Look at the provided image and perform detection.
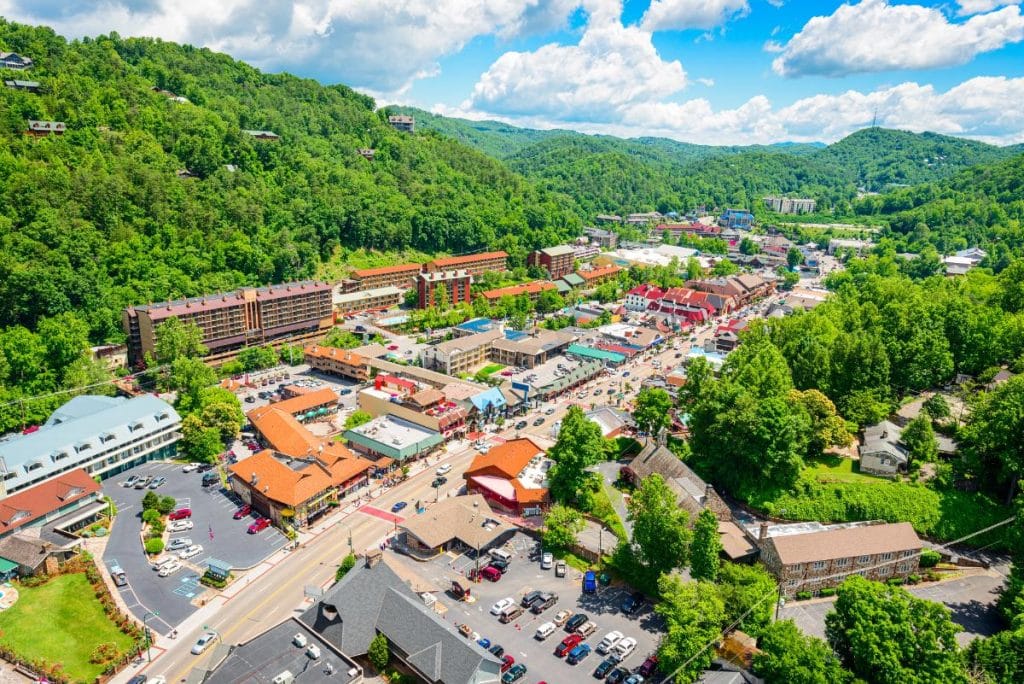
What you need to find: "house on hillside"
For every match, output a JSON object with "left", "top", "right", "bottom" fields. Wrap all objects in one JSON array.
[
  {"left": 620, "top": 439, "right": 730, "bottom": 520},
  {"left": 25, "top": 120, "right": 64, "bottom": 136},
  {"left": 242, "top": 129, "right": 280, "bottom": 141},
  {"left": 858, "top": 420, "right": 908, "bottom": 477},
  {"left": 4, "top": 79, "right": 39, "bottom": 92},
  {"left": 0, "top": 52, "right": 33, "bottom": 70}
]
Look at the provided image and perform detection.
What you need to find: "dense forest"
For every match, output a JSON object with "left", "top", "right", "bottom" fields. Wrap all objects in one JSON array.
[{"left": 0, "top": 20, "right": 582, "bottom": 342}]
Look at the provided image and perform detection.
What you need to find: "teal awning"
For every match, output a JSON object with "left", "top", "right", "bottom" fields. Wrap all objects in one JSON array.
[
  {"left": 304, "top": 411, "right": 317, "bottom": 420},
  {"left": 0, "top": 557, "right": 19, "bottom": 573}
]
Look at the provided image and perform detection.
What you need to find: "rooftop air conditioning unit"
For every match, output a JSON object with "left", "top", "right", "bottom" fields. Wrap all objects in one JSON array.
[
  {"left": 272, "top": 672, "right": 295, "bottom": 684},
  {"left": 292, "top": 634, "right": 308, "bottom": 648},
  {"left": 306, "top": 645, "right": 321, "bottom": 659}
]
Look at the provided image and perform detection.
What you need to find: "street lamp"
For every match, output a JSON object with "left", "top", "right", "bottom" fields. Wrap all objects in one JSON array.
[{"left": 143, "top": 610, "right": 160, "bottom": 662}]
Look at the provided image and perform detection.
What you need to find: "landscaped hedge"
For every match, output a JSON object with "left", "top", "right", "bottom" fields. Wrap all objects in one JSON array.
[{"left": 144, "top": 538, "right": 164, "bottom": 555}]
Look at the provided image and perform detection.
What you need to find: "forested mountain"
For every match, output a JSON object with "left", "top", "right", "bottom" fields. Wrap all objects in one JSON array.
[
  {"left": 0, "top": 20, "right": 581, "bottom": 342},
  {"left": 402, "top": 105, "right": 1022, "bottom": 217}
]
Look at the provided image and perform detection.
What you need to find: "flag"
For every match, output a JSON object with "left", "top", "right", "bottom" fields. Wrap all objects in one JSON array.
[{"left": 208, "top": 523, "right": 214, "bottom": 541}]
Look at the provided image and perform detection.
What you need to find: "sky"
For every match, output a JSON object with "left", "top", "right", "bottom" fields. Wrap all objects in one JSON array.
[{"left": 2, "top": 0, "right": 1024, "bottom": 145}]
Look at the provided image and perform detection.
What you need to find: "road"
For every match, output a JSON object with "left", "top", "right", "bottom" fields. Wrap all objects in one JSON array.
[{"left": 131, "top": 442, "right": 480, "bottom": 683}]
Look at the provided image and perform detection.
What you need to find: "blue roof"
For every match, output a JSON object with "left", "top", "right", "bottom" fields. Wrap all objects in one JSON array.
[
  {"left": 503, "top": 330, "right": 528, "bottom": 342},
  {"left": 0, "top": 394, "right": 180, "bottom": 492},
  {"left": 470, "top": 387, "right": 507, "bottom": 412},
  {"left": 455, "top": 318, "right": 498, "bottom": 334}
]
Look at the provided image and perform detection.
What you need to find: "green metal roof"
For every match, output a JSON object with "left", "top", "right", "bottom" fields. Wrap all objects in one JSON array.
[
  {"left": 554, "top": 281, "right": 572, "bottom": 294},
  {"left": 0, "top": 557, "right": 19, "bottom": 573},
  {"left": 566, "top": 344, "right": 626, "bottom": 364},
  {"left": 561, "top": 273, "right": 585, "bottom": 287}
]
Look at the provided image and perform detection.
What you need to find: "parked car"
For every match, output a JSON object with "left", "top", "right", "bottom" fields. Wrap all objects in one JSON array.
[
  {"left": 594, "top": 657, "right": 618, "bottom": 678},
  {"left": 491, "top": 597, "right": 515, "bottom": 615},
  {"left": 339, "top": 388, "right": 352, "bottom": 396},
  {"left": 567, "top": 644, "right": 592, "bottom": 665},
  {"left": 576, "top": 620, "right": 598, "bottom": 638},
  {"left": 622, "top": 592, "right": 644, "bottom": 615},
  {"left": 127, "top": 676, "right": 148, "bottom": 684},
  {"left": 436, "top": 463, "right": 452, "bottom": 475},
  {"left": 612, "top": 637, "right": 637, "bottom": 660},
  {"left": 596, "top": 631, "right": 624, "bottom": 655},
  {"left": 134, "top": 476, "right": 151, "bottom": 489},
  {"left": 583, "top": 570, "right": 598, "bottom": 593},
  {"left": 606, "top": 667, "right": 629, "bottom": 684},
  {"left": 544, "top": 407, "right": 556, "bottom": 415},
  {"left": 489, "top": 558, "right": 510, "bottom": 574},
  {"left": 391, "top": 501, "right": 408, "bottom": 513},
  {"left": 179, "top": 545, "right": 204, "bottom": 560},
  {"left": 191, "top": 632, "right": 217, "bottom": 655},
  {"left": 111, "top": 565, "right": 128, "bottom": 587},
  {"left": 168, "top": 508, "right": 192, "bottom": 521},
  {"left": 488, "top": 644, "right": 505, "bottom": 658},
  {"left": 624, "top": 675, "right": 644, "bottom": 684},
  {"left": 555, "top": 560, "right": 567, "bottom": 577},
  {"left": 541, "top": 552, "right": 553, "bottom": 569},
  {"left": 500, "top": 655, "right": 515, "bottom": 673},
  {"left": 167, "top": 537, "right": 193, "bottom": 551},
  {"left": 123, "top": 475, "right": 140, "bottom": 487},
  {"left": 501, "top": 663, "right": 527, "bottom": 683},
  {"left": 248, "top": 518, "right": 271, "bottom": 534},
  {"left": 535, "top": 622, "right": 556, "bottom": 640},
  {"left": 530, "top": 592, "right": 558, "bottom": 614},
  {"left": 244, "top": 396, "right": 256, "bottom": 403},
  {"left": 555, "top": 634, "right": 583, "bottom": 657},
  {"left": 168, "top": 520, "right": 194, "bottom": 533},
  {"left": 565, "top": 613, "right": 589, "bottom": 632},
  {"left": 637, "top": 655, "right": 658, "bottom": 677},
  {"left": 181, "top": 463, "right": 200, "bottom": 473},
  {"left": 593, "top": 389, "right": 602, "bottom": 396},
  {"left": 498, "top": 606, "right": 523, "bottom": 624},
  {"left": 522, "top": 590, "right": 544, "bottom": 608},
  {"left": 148, "top": 477, "right": 166, "bottom": 489},
  {"left": 552, "top": 609, "right": 572, "bottom": 627},
  {"left": 197, "top": 463, "right": 215, "bottom": 472},
  {"left": 158, "top": 560, "right": 182, "bottom": 577},
  {"left": 480, "top": 566, "right": 502, "bottom": 582},
  {"left": 233, "top": 504, "right": 252, "bottom": 519},
  {"left": 532, "top": 417, "right": 545, "bottom": 426}
]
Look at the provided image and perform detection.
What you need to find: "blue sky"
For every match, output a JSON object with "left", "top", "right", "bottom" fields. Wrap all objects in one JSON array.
[{"left": 2, "top": 0, "right": 1023, "bottom": 144}]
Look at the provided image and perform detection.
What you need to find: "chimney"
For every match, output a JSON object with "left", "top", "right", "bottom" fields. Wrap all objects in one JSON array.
[
  {"left": 703, "top": 483, "right": 713, "bottom": 508},
  {"left": 366, "top": 548, "right": 383, "bottom": 568},
  {"left": 250, "top": 472, "right": 258, "bottom": 485},
  {"left": 758, "top": 522, "right": 769, "bottom": 541}
]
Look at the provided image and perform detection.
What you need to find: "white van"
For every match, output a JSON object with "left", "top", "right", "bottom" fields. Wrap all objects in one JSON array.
[
  {"left": 152, "top": 556, "right": 177, "bottom": 572},
  {"left": 489, "top": 548, "right": 513, "bottom": 564},
  {"left": 534, "top": 622, "right": 557, "bottom": 641}
]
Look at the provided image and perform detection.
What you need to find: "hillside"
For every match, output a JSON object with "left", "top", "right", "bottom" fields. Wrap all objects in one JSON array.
[{"left": 0, "top": 20, "right": 582, "bottom": 341}]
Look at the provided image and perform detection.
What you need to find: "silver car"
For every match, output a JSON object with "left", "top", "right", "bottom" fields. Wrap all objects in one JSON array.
[{"left": 167, "top": 537, "right": 192, "bottom": 551}]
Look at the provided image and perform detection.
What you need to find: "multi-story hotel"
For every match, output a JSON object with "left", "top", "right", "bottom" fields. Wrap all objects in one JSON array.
[
  {"left": 332, "top": 286, "right": 403, "bottom": 315},
  {"left": 480, "top": 281, "right": 557, "bottom": 304},
  {"left": 123, "top": 280, "right": 333, "bottom": 366},
  {"left": 423, "top": 251, "right": 508, "bottom": 277},
  {"left": 347, "top": 263, "right": 421, "bottom": 291},
  {"left": 415, "top": 270, "right": 472, "bottom": 309},
  {"left": 303, "top": 346, "right": 370, "bottom": 382},
  {"left": 528, "top": 245, "right": 576, "bottom": 279}
]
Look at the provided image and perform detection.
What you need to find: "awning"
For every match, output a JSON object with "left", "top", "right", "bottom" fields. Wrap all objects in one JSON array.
[
  {"left": 471, "top": 475, "right": 517, "bottom": 501},
  {"left": 0, "top": 557, "right": 19, "bottom": 573}
]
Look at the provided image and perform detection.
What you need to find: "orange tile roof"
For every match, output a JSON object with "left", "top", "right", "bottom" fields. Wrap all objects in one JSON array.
[
  {"left": 304, "top": 345, "right": 364, "bottom": 366},
  {"left": 481, "top": 281, "right": 557, "bottom": 301},
  {"left": 429, "top": 251, "right": 508, "bottom": 268},
  {"left": 0, "top": 468, "right": 100, "bottom": 535},
  {"left": 351, "top": 263, "right": 421, "bottom": 278},
  {"left": 229, "top": 450, "right": 332, "bottom": 508},
  {"left": 248, "top": 407, "right": 321, "bottom": 458},
  {"left": 510, "top": 480, "right": 550, "bottom": 504},
  {"left": 577, "top": 265, "right": 623, "bottom": 281},
  {"left": 248, "top": 387, "right": 338, "bottom": 420},
  {"left": 465, "top": 437, "right": 545, "bottom": 480}
]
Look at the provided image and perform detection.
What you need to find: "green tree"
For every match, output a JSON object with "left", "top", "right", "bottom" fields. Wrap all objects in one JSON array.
[
  {"left": 787, "top": 246, "right": 805, "bottom": 269},
  {"left": 547, "top": 406, "right": 607, "bottom": 504},
  {"left": 543, "top": 504, "right": 585, "bottom": 552},
  {"left": 141, "top": 508, "right": 160, "bottom": 525},
  {"left": 144, "top": 538, "right": 165, "bottom": 555},
  {"left": 156, "top": 495, "right": 177, "bottom": 515},
  {"left": 825, "top": 575, "right": 967, "bottom": 684},
  {"left": 656, "top": 575, "right": 725, "bottom": 684},
  {"left": 628, "top": 474, "right": 691, "bottom": 579},
  {"left": 154, "top": 318, "right": 207, "bottom": 364},
  {"left": 922, "top": 394, "right": 950, "bottom": 419},
  {"left": 198, "top": 387, "right": 244, "bottom": 439},
  {"left": 368, "top": 633, "right": 390, "bottom": 672},
  {"left": 753, "top": 619, "right": 852, "bottom": 684},
  {"left": 168, "top": 357, "right": 218, "bottom": 415},
  {"left": 335, "top": 553, "right": 357, "bottom": 582},
  {"left": 236, "top": 345, "right": 279, "bottom": 371},
  {"left": 961, "top": 375, "right": 1024, "bottom": 503},
  {"left": 711, "top": 259, "right": 739, "bottom": 276},
  {"left": 536, "top": 288, "right": 565, "bottom": 314},
  {"left": 686, "top": 256, "right": 703, "bottom": 281},
  {"left": 690, "top": 509, "right": 721, "bottom": 582},
  {"left": 902, "top": 414, "right": 938, "bottom": 465},
  {"left": 967, "top": 627, "right": 1024, "bottom": 684},
  {"left": 180, "top": 414, "right": 223, "bottom": 462},
  {"left": 434, "top": 282, "right": 449, "bottom": 311},
  {"left": 344, "top": 410, "right": 373, "bottom": 431},
  {"left": 141, "top": 490, "right": 160, "bottom": 511},
  {"left": 633, "top": 387, "right": 673, "bottom": 437},
  {"left": 740, "top": 237, "right": 759, "bottom": 255},
  {"left": 717, "top": 562, "right": 776, "bottom": 636},
  {"left": 790, "top": 389, "right": 852, "bottom": 458}
]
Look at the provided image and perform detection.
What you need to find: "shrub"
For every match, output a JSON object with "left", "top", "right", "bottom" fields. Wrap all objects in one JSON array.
[
  {"left": 144, "top": 538, "right": 164, "bottom": 555},
  {"left": 141, "top": 490, "right": 159, "bottom": 511},
  {"left": 368, "top": 633, "right": 390, "bottom": 672},
  {"left": 141, "top": 509, "right": 160, "bottom": 525},
  {"left": 795, "top": 591, "right": 812, "bottom": 601},
  {"left": 925, "top": 571, "right": 942, "bottom": 582},
  {"left": 907, "top": 574, "right": 921, "bottom": 584},
  {"left": 156, "top": 496, "right": 176, "bottom": 515},
  {"left": 200, "top": 571, "right": 229, "bottom": 588},
  {"left": 336, "top": 554, "right": 357, "bottom": 582},
  {"left": 919, "top": 549, "right": 941, "bottom": 567},
  {"left": 886, "top": 577, "right": 905, "bottom": 586},
  {"left": 818, "top": 587, "right": 836, "bottom": 597}
]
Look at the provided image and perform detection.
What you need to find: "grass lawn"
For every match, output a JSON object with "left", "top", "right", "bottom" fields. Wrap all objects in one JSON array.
[
  {"left": 0, "top": 573, "right": 135, "bottom": 682},
  {"left": 474, "top": 364, "right": 505, "bottom": 380},
  {"left": 806, "top": 455, "right": 882, "bottom": 484}
]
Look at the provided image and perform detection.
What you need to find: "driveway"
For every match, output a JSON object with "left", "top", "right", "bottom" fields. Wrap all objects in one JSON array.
[
  {"left": 101, "top": 461, "right": 288, "bottom": 634},
  {"left": 391, "top": 533, "right": 662, "bottom": 683},
  {"left": 780, "top": 571, "right": 1006, "bottom": 646}
]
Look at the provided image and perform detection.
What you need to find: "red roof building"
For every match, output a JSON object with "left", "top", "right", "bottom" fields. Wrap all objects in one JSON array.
[
  {"left": 576, "top": 265, "right": 623, "bottom": 287},
  {"left": 481, "top": 281, "right": 557, "bottom": 303},
  {"left": 463, "top": 438, "right": 550, "bottom": 514},
  {"left": 424, "top": 251, "right": 509, "bottom": 276},
  {"left": 0, "top": 469, "right": 102, "bottom": 539},
  {"left": 625, "top": 284, "right": 664, "bottom": 311}
]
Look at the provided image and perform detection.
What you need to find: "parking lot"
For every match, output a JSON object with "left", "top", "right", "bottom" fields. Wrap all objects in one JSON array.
[
  {"left": 390, "top": 533, "right": 662, "bottom": 683},
  {"left": 101, "top": 460, "right": 289, "bottom": 634}
]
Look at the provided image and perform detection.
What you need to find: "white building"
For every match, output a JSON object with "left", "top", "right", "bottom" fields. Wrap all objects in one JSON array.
[{"left": 763, "top": 196, "right": 817, "bottom": 214}]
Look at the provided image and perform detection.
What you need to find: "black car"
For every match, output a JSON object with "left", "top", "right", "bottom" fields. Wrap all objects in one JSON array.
[
  {"left": 594, "top": 657, "right": 618, "bottom": 679},
  {"left": 431, "top": 476, "right": 448, "bottom": 488},
  {"left": 488, "top": 644, "right": 505, "bottom": 658},
  {"left": 197, "top": 463, "right": 214, "bottom": 472},
  {"left": 606, "top": 667, "right": 629, "bottom": 684},
  {"left": 514, "top": 420, "right": 528, "bottom": 430},
  {"left": 565, "top": 613, "right": 589, "bottom": 632},
  {"left": 532, "top": 417, "right": 544, "bottom": 426},
  {"left": 521, "top": 590, "right": 544, "bottom": 608},
  {"left": 127, "top": 676, "right": 148, "bottom": 684},
  {"left": 489, "top": 558, "right": 510, "bottom": 574},
  {"left": 622, "top": 592, "right": 644, "bottom": 615}
]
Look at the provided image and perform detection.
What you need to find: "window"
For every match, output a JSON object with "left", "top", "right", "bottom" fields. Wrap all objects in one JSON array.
[
  {"left": 24, "top": 461, "right": 44, "bottom": 473},
  {"left": 75, "top": 442, "right": 92, "bottom": 453},
  {"left": 100, "top": 432, "right": 116, "bottom": 443},
  {"left": 3, "top": 471, "right": 17, "bottom": 481},
  {"left": 835, "top": 557, "right": 850, "bottom": 567},
  {"left": 880, "top": 552, "right": 894, "bottom": 561},
  {"left": 128, "top": 421, "right": 144, "bottom": 432},
  {"left": 857, "top": 555, "right": 870, "bottom": 564},
  {"left": 812, "top": 561, "right": 826, "bottom": 570},
  {"left": 155, "top": 412, "right": 169, "bottom": 422},
  {"left": 52, "top": 450, "right": 69, "bottom": 462}
]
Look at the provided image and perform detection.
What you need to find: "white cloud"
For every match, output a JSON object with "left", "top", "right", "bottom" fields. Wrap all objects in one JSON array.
[
  {"left": 957, "top": 0, "right": 1020, "bottom": 16},
  {"left": 771, "top": 0, "right": 1024, "bottom": 77},
  {"left": 640, "top": 0, "right": 749, "bottom": 31},
  {"left": 467, "top": 0, "right": 686, "bottom": 122},
  {"left": 0, "top": 0, "right": 582, "bottom": 95},
  {"left": 454, "top": 75, "right": 1024, "bottom": 146}
]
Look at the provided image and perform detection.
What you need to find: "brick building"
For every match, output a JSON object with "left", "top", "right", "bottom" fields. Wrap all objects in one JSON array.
[
  {"left": 303, "top": 346, "right": 369, "bottom": 382},
  {"left": 123, "top": 281, "right": 333, "bottom": 367},
  {"left": 332, "top": 286, "right": 403, "bottom": 315},
  {"left": 576, "top": 265, "right": 623, "bottom": 288},
  {"left": 348, "top": 264, "right": 421, "bottom": 291},
  {"left": 415, "top": 270, "right": 472, "bottom": 309},
  {"left": 528, "top": 245, "right": 576, "bottom": 279},
  {"left": 480, "top": 281, "right": 557, "bottom": 304},
  {"left": 424, "top": 251, "right": 508, "bottom": 277}
]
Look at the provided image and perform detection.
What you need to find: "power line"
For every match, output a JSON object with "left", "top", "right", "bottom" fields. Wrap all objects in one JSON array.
[{"left": 656, "top": 515, "right": 1017, "bottom": 684}]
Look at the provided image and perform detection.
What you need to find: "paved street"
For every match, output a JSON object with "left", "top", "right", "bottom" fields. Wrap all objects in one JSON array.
[{"left": 780, "top": 570, "right": 1007, "bottom": 646}]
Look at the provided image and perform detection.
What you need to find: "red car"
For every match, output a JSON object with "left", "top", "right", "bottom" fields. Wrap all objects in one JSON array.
[
  {"left": 248, "top": 518, "right": 271, "bottom": 534},
  {"left": 500, "top": 655, "right": 514, "bottom": 673},
  {"left": 168, "top": 508, "right": 192, "bottom": 521},
  {"left": 233, "top": 504, "right": 251, "bottom": 520},
  {"left": 554, "top": 634, "right": 582, "bottom": 657}
]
